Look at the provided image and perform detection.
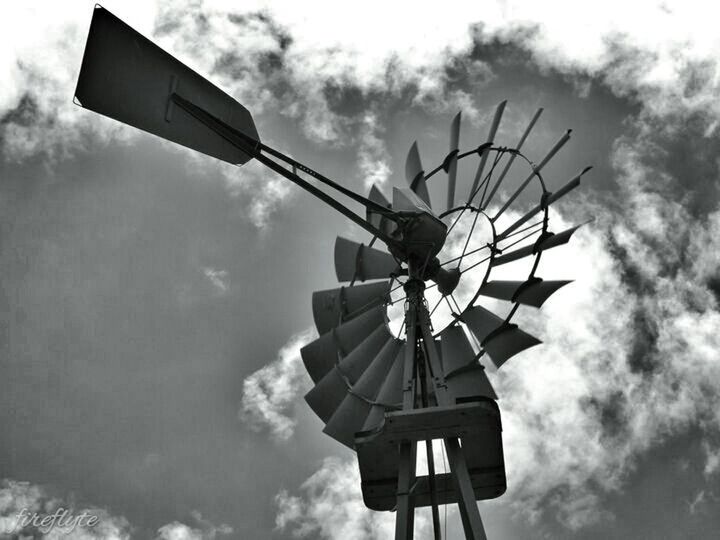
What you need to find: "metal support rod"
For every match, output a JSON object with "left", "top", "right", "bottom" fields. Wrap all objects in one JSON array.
[
  {"left": 417, "top": 306, "right": 488, "bottom": 540},
  {"left": 396, "top": 272, "right": 420, "bottom": 540},
  {"left": 396, "top": 440, "right": 416, "bottom": 540},
  {"left": 445, "top": 438, "right": 488, "bottom": 540},
  {"left": 418, "top": 350, "right": 442, "bottom": 540},
  {"left": 169, "top": 93, "right": 403, "bottom": 249}
]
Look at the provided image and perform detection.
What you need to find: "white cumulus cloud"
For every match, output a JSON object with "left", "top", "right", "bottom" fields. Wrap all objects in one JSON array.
[{"left": 239, "top": 327, "right": 316, "bottom": 440}]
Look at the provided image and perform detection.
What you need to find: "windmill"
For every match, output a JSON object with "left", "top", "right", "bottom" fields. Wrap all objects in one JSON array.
[{"left": 74, "top": 6, "right": 591, "bottom": 539}]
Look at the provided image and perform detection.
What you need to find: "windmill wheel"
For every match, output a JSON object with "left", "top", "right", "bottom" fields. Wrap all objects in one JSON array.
[{"left": 302, "top": 102, "right": 591, "bottom": 448}]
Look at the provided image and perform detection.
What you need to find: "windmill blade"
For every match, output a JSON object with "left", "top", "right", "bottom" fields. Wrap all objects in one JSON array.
[
  {"left": 483, "top": 325, "right": 541, "bottom": 369},
  {"left": 482, "top": 108, "right": 543, "bottom": 210},
  {"left": 445, "top": 112, "right": 461, "bottom": 212},
  {"left": 361, "top": 342, "right": 406, "bottom": 432},
  {"left": 439, "top": 325, "right": 476, "bottom": 376},
  {"left": 447, "top": 368, "right": 497, "bottom": 402},
  {"left": 463, "top": 305, "right": 541, "bottom": 368},
  {"left": 74, "top": 6, "right": 258, "bottom": 165},
  {"left": 492, "top": 223, "right": 585, "bottom": 267},
  {"left": 496, "top": 166, "right": 591, "bottom": 240},
  {"left": 469, "top": 100, "right": 507, "bottom": 203},
  {"left": 366, "top": 184, "right": 395, "bottom": 238},
  {"left": 305, "top": 324, "right": 390, "bottom": 423},
  {"left": 405, "top": 142, "right": 431, "bottom": 208},
  {"left": 323, "top": 338, "right": 402, "bottom": 447},
  {"left": 335, "top": 237, "right": 399, "bottom": 282},
  {"left": 440, "top": 327, "right": 498, "bottom": 401},
  {"left": 368, "top": 184, "right": 391, "bottom": 209},
  {"left": 312, "top": 281, "right": 390, "bottom": 335},
  {"left": 392, "top": 186, "right": 433, "bottom": 215},
  {"left": 301, "top": 305, "right": 387, "bottom": 383},
  {"left": 478, "top": 279, "right": 572, "bottom": 308},
  {"left": 494, "top": 129, "right": 572, "bottom": 220},
  {"left": 462, "top": 305, "right": 505, "bottom": 342}
]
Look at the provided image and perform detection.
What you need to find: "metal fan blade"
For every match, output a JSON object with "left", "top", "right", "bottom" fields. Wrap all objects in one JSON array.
[
  {"left": 494, "top": 129, "right": 572, "bottom": 220},
  {"left": 334, "top": 237, "right": 399, "bottom": 282},
  {"left": 366, "top": 184, "right": 395, "bottom": 238},
  {"left": 305, "top": 324, "right": 390, "bottom": 423},
  {"left": 312, "top": 281, "right": 390, "bottom": 335},
  {"left": 323, "top": 338, "right": 402, "bottom": 447},
  {"left": 392, "top": 186, "right": 433, "bottom": 215},
  {"left": 462, "top": 305, "right": 505, "bottom": 343},
  {"left": 497, "top": 166, "right": 591, "bottom": 240},
  {"left": 483, "top": 325, "right": 541, "bottom": 369},
  {"left": 439, "top": 325, "right": 476, "bottom": 377},
  {"left": 469, "top": 100, "right": 506, "bottom": 202},
  {"left": 361, "top": 342, "right": 406, "bottom": 432},
  {"left": 478, "top": 279, "right": 572, "bottom": 308},
  {"left": 74, "top": 6, "right": 258, "bottom": 165},
  {"left": 492, "top": 223, "right": 584, "bottom": 267},
  {"left": 438, "top": 327, "right": 498, "bottom": 401},
  {"left": 482, "top": 108, "right": 543, "bottom": 210},
  {"left": 323, "top": 394, "right": 371, "bottom": 448},
  {"left": 368, "top": 183, "right": 391, "bottom": 211},
  {"left": 447, "top": 368, "right": 497, "bottom": 402},
  {"left": 405, "top": 141, "right": 431, "bottom": 208},
  {"left": 446, "top": 112, "right": 461, "bottom": 211},
  {"left": 301, "top": 305, "right": 387, "bottom": 383}
]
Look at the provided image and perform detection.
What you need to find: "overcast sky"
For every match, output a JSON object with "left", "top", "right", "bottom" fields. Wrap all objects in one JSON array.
[{"left": 1, "top": 1, "right": 720, "bottom": 539}]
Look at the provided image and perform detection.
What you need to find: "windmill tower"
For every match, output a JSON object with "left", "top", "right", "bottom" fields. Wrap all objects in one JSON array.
[{"left": 74, "top": 7, "right": 590, "bottom": 539}]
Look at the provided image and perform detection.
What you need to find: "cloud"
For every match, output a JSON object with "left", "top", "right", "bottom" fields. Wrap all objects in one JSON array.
[
  {"left": 688, "top": 490, "right": 706, "bottom": 515},
  {"left": 275, "top": 457, "right": 431, "bottom": 540},
  {"left": 0, "top": 478, "right": 231, "bottom": 540},
  {"left": 0, "top": 2, "right": 156, "bottom": 162},
  {"left": 155, "top": 511, "right": 232, "bottom": 540},
  {"left": 239, "top": 327, "right": 316, "bottom": 440},
  {"left": 0, "top": 478, "right": 132, "bottom": 539},
  {"left": 202, "top": 267, "right": 229, "bottom": 294},
  {"left": 357, "top": 111, "right": 392, "bottom": 190},
  {"left": 702, "top": 442, "right": 720, "bottom": 477}
]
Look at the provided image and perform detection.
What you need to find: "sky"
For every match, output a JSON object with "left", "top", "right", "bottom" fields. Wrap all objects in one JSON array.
[{"left": 1, "top": 1, "right": 720, "bottom": 539}]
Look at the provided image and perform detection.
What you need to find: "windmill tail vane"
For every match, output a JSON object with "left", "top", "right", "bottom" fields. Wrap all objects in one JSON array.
[{"left": 74, "top": 5, "right": 591, "bottom": 540}]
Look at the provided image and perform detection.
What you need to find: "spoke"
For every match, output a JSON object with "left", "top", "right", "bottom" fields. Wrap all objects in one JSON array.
[
  {"left": 390, "top": 294, "right": 408, "bottom": 306},
  {"left": 501, "top": 218, "right": 545, "bottom": 241},
  {"left": 497, "top": 226, "right": 542, "bottom": 252},
  {"left": 458, "top": 253, "right": 492, "bottom": 274},
  {"left": 469, "top": 100, "right": 506, "bottom": 198},
  {"left": 429, "top": 295, "right": 444, "bottom": 318},
  {"left": 494, "top": 129, "right": 572, "bottom": 221},
  {"left": 450, "top": 294, "right": 464, "bottom": 317},
  {"left": 445, "top": 205, "right": 471, "bottom": 237},
  {"left": 478, "top": 150, "right": 507, "bottom": 209},
  {"left": 457, "top": 209, "right": 481, "bottom": 268},
  {"left": 482, "top": 108, "right": 543, "bottom": 211},
  {"left": 468, "top": 150, "right": 503, "bottom": 207},
  {"left": 441, "top": 243, "right": 491, "bottom": 267},
  {"left": 444, "top": 295, "right": 456, "bottom": 315},
  {"left": 390, "top": 277, "right": 408, "bottom": 295}
]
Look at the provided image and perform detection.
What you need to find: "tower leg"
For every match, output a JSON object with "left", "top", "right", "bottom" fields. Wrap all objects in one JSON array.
[
  {"left": 395, "top": 440, "right": 416, "bottom": 540},
  {"left": 396, "top": 288, "right": 419, "bottom": 540},
  {"left": 444, "top": 437, "right": 487, "bottom": 540}
]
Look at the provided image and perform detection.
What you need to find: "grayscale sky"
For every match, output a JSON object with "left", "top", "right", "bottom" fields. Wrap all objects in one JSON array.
[{"left": 1, "top": 1, "right": 719, "bottom": 539}]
